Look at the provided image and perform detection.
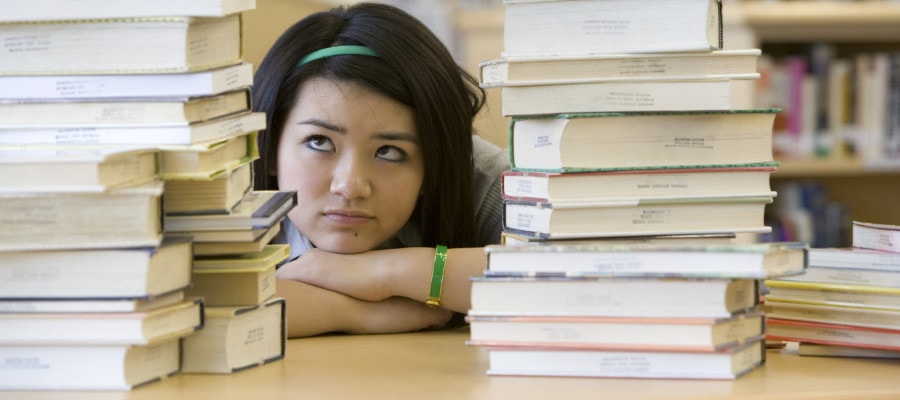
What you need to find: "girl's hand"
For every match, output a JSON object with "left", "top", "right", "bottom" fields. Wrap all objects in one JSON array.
[{"left": 275, "top": 248, "right": 412, "bottom": 302}]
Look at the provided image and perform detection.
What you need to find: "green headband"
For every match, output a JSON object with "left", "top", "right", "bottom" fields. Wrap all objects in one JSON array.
[{"left": 296, "top": 45, "right": 379, "bottom": 67}]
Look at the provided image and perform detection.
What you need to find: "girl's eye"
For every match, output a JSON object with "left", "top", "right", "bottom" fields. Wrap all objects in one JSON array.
[
  {"left": 375, "top": 145, "right": 407, "bottom": 162},
  {"left": 304, "top": 135, "right": 334, "bottom": 152}
]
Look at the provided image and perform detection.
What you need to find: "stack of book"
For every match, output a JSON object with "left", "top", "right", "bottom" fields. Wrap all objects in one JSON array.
[
  {"left": 0, "top": 0, "right": 259, "bottom": 390},
  {"left": 468, "top": 0, "right": 804, "bottom": 379},
  {"left": 764, "top": 221, "right": 900, "bottom": 358}
]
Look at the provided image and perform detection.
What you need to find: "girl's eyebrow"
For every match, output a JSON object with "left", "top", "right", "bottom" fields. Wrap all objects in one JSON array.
[
  {"left": 297, "top": 118, "right": 343, "bottom": 133},
  {"left": 297, "top": 118, "right": 419, "bottom": 144}
]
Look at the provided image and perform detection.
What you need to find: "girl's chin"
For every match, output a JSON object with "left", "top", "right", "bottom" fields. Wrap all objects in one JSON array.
[{"left": 312, "top": 237, "right": 379, "bottom": 254}]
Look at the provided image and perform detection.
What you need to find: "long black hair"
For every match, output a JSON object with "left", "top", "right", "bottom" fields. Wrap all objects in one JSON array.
[{"left": 252, "top": 2, "right": 486, "bottom": 249}]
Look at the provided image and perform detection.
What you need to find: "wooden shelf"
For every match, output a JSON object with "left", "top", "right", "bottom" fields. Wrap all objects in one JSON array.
[{"left": 735, "top": 1, "right": 900, "bottom": 42}]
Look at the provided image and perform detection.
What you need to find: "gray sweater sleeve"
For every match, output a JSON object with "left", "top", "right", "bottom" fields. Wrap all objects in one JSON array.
[{"left": 471, "top": 135, "right": 510, "bottom": 246}]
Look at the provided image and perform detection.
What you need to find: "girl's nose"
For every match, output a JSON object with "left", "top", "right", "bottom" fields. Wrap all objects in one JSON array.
[{"left": 329, "top": 154, "right": 372, "bottom": 200}]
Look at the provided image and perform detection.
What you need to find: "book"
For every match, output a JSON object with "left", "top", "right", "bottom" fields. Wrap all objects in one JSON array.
[
  {"left": 163, "top": 162, "right": 252, "bottom": 214},
  {"left": 192, "top": 222, "right": 281, "bottom": 256},
  {"left": 181, "top": 297, "right": 286, "bottom": 373},
  {"left": 1, "top": 0, "right": 255, "bottom": 21},
  {"left": 0, "top": 15, "right": 242, "bottom": 74},
  {"left": 0, "top": 181, "right": 163, "bottom": 251},
  {"left": 484, "top": 241, "right": 808, "bottom": 279},
  {"left": 482, "top": 339, "right": 764, "bottom": 379},
  {"left": 0, "top": 237, "right": 192, "bottom": 299},
  {"left": 0, "top": 88, "right": 251, "bottom": 127},
  {"left": 0, "top": 62, "right": 253, "bottom": 100},
  {"left": 480, "top": 49, "right": 761, "bottom": 87},
  {"left": 469, "top": 277, "right": 759, "bottom": 318},
  {"left": 776, "top": 247, "right": 900, "bottom": 288},
  {"left": 0, "top": 298, "right": 203, "bottom": 345},
  {"left": 501, "top": 0, "right": 722, "bottom": 58},
  {"left": 0, "top": 147, "right": 159, "bottom": 192},
  {"left": 502, "top": 195, "right": 773, "bottom": 240},
  {"left": 182, "top": 219, "right": 281, "bottom": 243},
  {"left": 0, "top": 339, "right": 180, "bottom": 390},
  {"left": 501, "top": 230, "right": 738, "bottom": 246},
  {"left": 767, "top": 318, "right": 900, "bottom": 352},
  {"left": 763, "top": 300, "right": 900, "bottom": 330},
  {"left": 0, "top": 290, "right": 185, "bottom": 313},
  {"left": 764, "top": 280, "right": 900, "bottom": 310},
  {"left": 0, "top": 111, "right": 266, "bottom": 146},
  {"left": 160, "top": 132, "right": 258, "bottom": 179},
  {"left": 507, "top": 110, "right": 778, "bottom": 171},
  {"left": 797, "top": 342, "right": 900, "bottom": 359},
  {"left": 187, "top": 244, "right": 289, "bottom": 306},
  {"left": 501, "top": 163, "right": 777, "bottom": 205},
  {"left": 467, "top": 311, "right": 765, "bottom": 351},
  {"left": 164, "top": 190, "right": 296, "bottom": 232},
  {"left": 497, "top": 77, "right": 754, "bottom": 116},
  {"left": 853, "top": 221, "right": 900, "bottom": 253}
]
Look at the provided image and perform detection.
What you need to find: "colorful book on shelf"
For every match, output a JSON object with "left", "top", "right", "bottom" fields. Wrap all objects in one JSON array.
[
  {"left": 480, "top": 49, "right": 760, "bottom": 88},
  {"left": 0, "top": 0, "right": 256, "bottom": 21},
  {"left": 192, "top": 222, "right": 282, "bottom": 256},
  {"left": 507, "top": 110, "right": 778, "bottom": 171},
  {"left": 0, "top": 15, "right": 242, "bottom": 75},
  {"left": 501, "top": 163, "right": 778, "bottom": 203},
  {"left": 469, "top": 276, "right": 759, "bottom": 318},
  {"left": 0, "top": 147, "right": 159, "bottom": 192},
  {"left": 0, "top": 181, "right": 164, "bottom": 251},
  {"left": 501, "top": 0, "right": 722, "bottom": 58},
  {"left": 763, "top": 279, "right": 900, "bottom": 310},
  {"left": 853, "top": 221, "right": 900, "bottom": 253},
  {"left": 482, "top": 339, "right": 764, "bottom": 380},
  {"left": 467, "top": 310, "right": 765, "bottom": 352},
  {"left": 181, "top": 296, "right": 286, "bottom": 374},
  {"left": 0, "top": 339, "right": 181, "bottom": 390},
  {"left": 164, "top": 190, "right": 296, "bottom": 232},
  {"left": 0, "top": 62, "right": 253, "bottom": 100},
  {"left": 484, "top": 241, "right": 807, "bottom": 279},
  {"left": 0, "top": 88, "right": 251, "bottom": 128},
  {"left": 797, "top": 342, "right": 900, "bottom": 359},
  {"left": 0, "top": 291, "right": 186, "bottom": 313},
  {"left": 502, "top": 195, "right": 773, "bottom": 240},
  {"left": 767, "top": 318, "right": 900, "bottom": 352},
  {"left": 0, "top": 236, "right": 192, "bottom": 299},
  {"left": 763, "top": 300, "right": 900, "bottom": 330},
  {"left": 187, "top": 244, "right": 289, "bottom": 306},
  {"left": 0, "top": 111, "right": 265, "bottom": 146},
  {"left": 163, "top": 162, "right": 252, "bottom": 215},
  {"left": 0, "top": 298, "right": 203, "bottom": 345},
  {"left": 159, "top": 131, "right": 259, "bottom": 179}
]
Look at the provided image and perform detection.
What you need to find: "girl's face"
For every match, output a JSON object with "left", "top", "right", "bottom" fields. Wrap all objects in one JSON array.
[{"left": 277, "top": 78, "right": 425, "bottom": 254}]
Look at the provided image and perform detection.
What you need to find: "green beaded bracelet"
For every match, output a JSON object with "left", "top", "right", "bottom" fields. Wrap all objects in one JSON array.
[{"left": 425, "top": 245, "right": 448, "bottom": 308}]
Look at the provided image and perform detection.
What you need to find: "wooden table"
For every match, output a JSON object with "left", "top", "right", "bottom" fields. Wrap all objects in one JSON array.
[{"left": 5, "top": 328, "right": 900, "bottom": 400}]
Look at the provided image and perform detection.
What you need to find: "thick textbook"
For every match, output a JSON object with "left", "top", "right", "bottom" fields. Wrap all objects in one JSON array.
[
  {"left": 797, "top": 342, "right": 900, "bottom": 359},
  {"left": 498, "top": 77, "right": 752, "bottom": 116},
  {"left": 0, "top": 339, "right": 180, "bottom": 390},
  {"left": 0, "top": 181, "right": 163, "bottom": 251},
  {"left": 767, "top": 318, "right": 900, "bottom": 352},
  {"left": 193, "top": 222, "right": 281, "bottom": 256},
  {"left": 853, "top": 221, "right": 900, "bottom": 253},
  {"left": 164, "top": 190, "right": 296, "bottom": 232},
  {"left": 502, "top": 196, "right": 773, "bottom": 240},
  {"left": 0, "top": 237, "right": 192, "bottom": 299},
  {"left": 483, "top": 339, "right": 764, "bottom": 379},
  {"left": 484, "top": 241, "right": 808, "bottom": 279},
  {"left": 508, "top": 110, "right": 778, "bottom": 171},
  {"left": 501, "top": 163, "right": 777, "bottom": 203},
  {"left": 1, "top": 0, "right": 255, "bottom": 21},
  {"left": 468, "top": 311, "right": 765, "bottom": 351},
  {"left": 469, "top": 277, "right": 759, "bottom": 318},
  {"left": 160, "top": 132, "right": 258, "bottom": 179},
  {"left": 0, "top": 298, "right": 203, "bottom": 345},
  {"left": 764, "top": 279, "right": 900, "bottom": 310},
  {"left": 0, "top": 111, "right": 265, "bottom": 146},
  {"left": 182, "top": 297, "right": 286, "bottom": 373},
  {"left": 502, "top": 0, "right": 722, "bottom": 57},
  {"left": 0, "top": 62, "right": 253, "bottom": 100},
  {"left": 0, "top": 88, "right": 251, "bottom": 128},
  {"left": 163, "top": 162, "right": 252, "bottom": 214},
  {"left": 0, "top": 147, "right": 159, "bottom": 192},
  {"left": 480, "top": 49, "right": 760, "bottom": 87},
  {"left": 187, "top": 244, "right": 289, "bottom": 306},
  {"left": 0, "top": 15, "right": 242, "bottom": 74},
  {"left": 763, "top": 300, "right": 900, "bottom": 330},
  {"left": 0, "top": 291, "right": 186, "bottom": 313}
]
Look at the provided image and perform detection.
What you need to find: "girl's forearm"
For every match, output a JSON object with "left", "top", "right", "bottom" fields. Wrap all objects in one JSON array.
[{"left": 380, "top": 247, "right": 487, "bottom": 314}]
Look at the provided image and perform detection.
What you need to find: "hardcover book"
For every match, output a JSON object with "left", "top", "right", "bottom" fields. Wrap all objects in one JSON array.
[
  {"left": 853, "top": 221, "right": 900, "bottom": 253},
  {"left": 0, "top": 147, "right": 159, "bottom": 192},
  {"left": 163, "top": 162, "right": 253, "bottom": 215},
  {"left": 764, "top": 279, "right": 900, "bottom": 310},
  {"left": 767, "top": 318, "right": 900, "bottom": 352},
  {"left": 187, "top": 244, "right": 289, "bottom": 306},
  {"left": 159, "top": 132, "right": 259, "bottom": 179},
  {"left": 164, "top": 190, "right": 296, "bottom": 232},
  {"left": 1, "top": 0, "right": 256, "bottom": 21}
]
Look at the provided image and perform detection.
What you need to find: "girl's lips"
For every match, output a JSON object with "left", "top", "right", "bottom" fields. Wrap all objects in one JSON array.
[{"left": 322, "top": 210, "right": 373, "bottom": 225}]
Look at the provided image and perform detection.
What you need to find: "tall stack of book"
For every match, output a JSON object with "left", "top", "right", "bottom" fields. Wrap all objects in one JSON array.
[
  {"left": 764, "top": 221, "right": 900, "bottom": 359},
  {"left": 467, "top": 0, "right": 806, "bottom": 379},
  {"left": 0, "top": 0, "right": 260, "bottom": 390}
]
